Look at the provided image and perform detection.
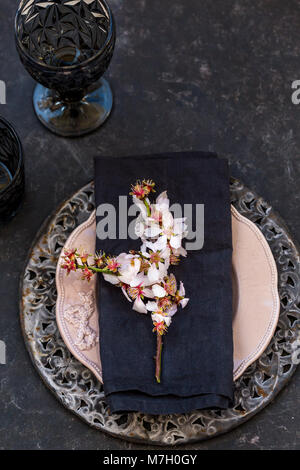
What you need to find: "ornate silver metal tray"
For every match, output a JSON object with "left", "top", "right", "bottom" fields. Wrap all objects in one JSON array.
[{"left": 20, "top": 178, "right": 300, "bottom": 445}]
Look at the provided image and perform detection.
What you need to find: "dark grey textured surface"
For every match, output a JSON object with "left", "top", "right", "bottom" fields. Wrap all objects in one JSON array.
[{"left": 0, "top": 0, "right": 299, "bottom": 450}]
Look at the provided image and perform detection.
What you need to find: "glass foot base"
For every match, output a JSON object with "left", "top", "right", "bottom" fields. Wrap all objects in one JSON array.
[{"left": 33, "top": 78, "right": 113, "bottom": 137}]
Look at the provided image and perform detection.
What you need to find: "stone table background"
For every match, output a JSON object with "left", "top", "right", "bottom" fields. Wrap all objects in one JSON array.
[{"left": 0, "top": 0, "right": 299, "bottom": 450}]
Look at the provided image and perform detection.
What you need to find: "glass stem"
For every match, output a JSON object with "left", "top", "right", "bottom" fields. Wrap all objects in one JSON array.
[{"left": 61, "top": 89, "right": 85, "bottom": 103}]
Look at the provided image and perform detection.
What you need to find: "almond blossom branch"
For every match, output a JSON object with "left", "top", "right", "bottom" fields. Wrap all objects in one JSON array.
[{"left": 61, "top": 179, "right": 190, "bottom": 383}]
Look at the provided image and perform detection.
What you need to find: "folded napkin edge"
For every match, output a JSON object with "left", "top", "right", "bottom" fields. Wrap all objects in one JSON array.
[
  {"left": 102, "top": 380, "right": 234, "bottom": 400},
  {"left": 94, "top": 150, "right": 223, "bottom": 164},
  {"left": 106, "top": 393, "right": 233, "bottom": 415}
]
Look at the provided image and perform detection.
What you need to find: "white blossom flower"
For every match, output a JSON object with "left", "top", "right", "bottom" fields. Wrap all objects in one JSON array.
[
  {"left": 126, "top": 282, "right": 154, "bottom": 314},
  {"left": 151, "top": 313, "right": 172, "bottom": 327},
  {"left": 161, "top": 212, "right": 187, "bottom": 249},
  {"left": 139, "top": 246, "right": 170, "bottom": 283},
  {"left": 118, "top": 256, "right": 141, "bottom": 285},
  {"left": 144, "top": 209, "right": 187, "bottom": 253}
]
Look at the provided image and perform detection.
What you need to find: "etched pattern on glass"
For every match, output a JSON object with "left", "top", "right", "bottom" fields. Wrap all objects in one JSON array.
[{"left": 18, "top": 0, "right": 110, "bottom": 66}]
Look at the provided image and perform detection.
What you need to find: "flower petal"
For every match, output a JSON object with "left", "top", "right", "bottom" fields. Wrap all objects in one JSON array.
[
  {"left": 146, "top": 301, "right": 159, "bottom": 312},
  {"left": 156, "top": 191, "right": 170, "bottom": 209},
  {"left": 135, "top": 218, "right": 145, "bottom": 238},
  {"left": 148, "top": 264, "right": 160, "bottom": 283},
  {"left": 132, "top": 196, "right": 148, "bottom": 218},
  {"left": 117, "top": 253, "right": 133, "bottom": 264},
  {"left": 119, "top": 258, "right": 141, "bottom": 282},
  {"left": 180, "top": 298, "right": 189, "bottom": 308},
  {"left": 152, "top": 313, "right": 172, "bottom": 327},
  {"left": 173, "top": 218, "right": 186, "bottom": 235},
  {"left": 144, "top": 224, "right": 162, "bottom": 238},
  {"left": 121, "top": 286, "right": 132, "bottom": 302},
  {"left": 170, "top": 234, "right": 182, "bottom": 249},
  {"left": 143, "top": 288, "right": 155, "bottom": 298},
  {"left": 162, "top": 209, "right": 174, "bottom": 230},
  {"left": 129, "top": 273, "right": 145, "bottom": 287},
  {"left": 152, "top": 284, "right": 167, "bottom": 298},
  {"left": 133, "top": 257, "right": 142, "bottom": 272},
  {"left": 172, "top": 246, "right": 187, "bottom": 257},
  {"left": 158, "top": 262, "right": 168, "bottom": 279},
  {"left": 118, "top": 274, "right": 132, "bottom": 285},
  {"left": 152, "top": 235, "right": 168, "bottom": 251},
  {"left": 179, "top": 281, "right": 185, "bottom": 297},
  {"left": 140, "top": 245, "right": 150, "bottom": 257},
  {"left": 160, "top": 246, "right": 171, "bottom": 260},
  {"left": 133, "top": 297, "right": 148, "bottom": 314},
  {"left": 165, "top": 304, "right": 178, "bottom": 316},
  {"left": 102, "top": 273, "right": 120, "bottom": 285}
]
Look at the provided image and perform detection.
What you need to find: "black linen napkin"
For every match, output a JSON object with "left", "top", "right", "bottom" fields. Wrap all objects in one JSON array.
[{"left": 95, "top": 152, "right": 233, "bottom": 414}]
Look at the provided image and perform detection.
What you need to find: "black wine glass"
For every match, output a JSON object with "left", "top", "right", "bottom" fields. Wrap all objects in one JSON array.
[
  {"left": 0, "top": 117, "right": 25, "bottom": 223},
  {"left": 15, "top": 0, "right": 116, "bottom": 137}
]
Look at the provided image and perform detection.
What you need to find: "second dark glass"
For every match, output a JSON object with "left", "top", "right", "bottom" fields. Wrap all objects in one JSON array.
[
  {"left": 15, "top": 0, "right": 116, "bottom": 137},
  {"left": 0, "top": 117, "right": 25, "bottom": 224}
]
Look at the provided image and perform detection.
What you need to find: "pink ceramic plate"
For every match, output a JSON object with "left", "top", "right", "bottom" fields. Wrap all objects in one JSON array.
[{"left": 56, "top": 207, "right": 280, "bottom": 383}]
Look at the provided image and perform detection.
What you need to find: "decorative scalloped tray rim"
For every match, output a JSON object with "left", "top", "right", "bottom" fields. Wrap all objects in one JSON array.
[{"left": 19, "top": 178, "right": 300, "bottom": 446}]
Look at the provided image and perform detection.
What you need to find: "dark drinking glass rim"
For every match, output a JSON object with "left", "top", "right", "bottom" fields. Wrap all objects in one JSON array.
[
  {"left": 14, "top": 0, "right": 115, "bottom": 71},
  {"left": 0, "top": 116, "right": 23, "bottom": 196}
]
